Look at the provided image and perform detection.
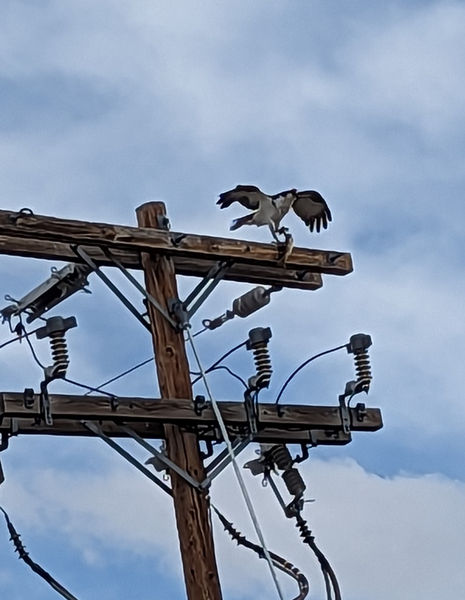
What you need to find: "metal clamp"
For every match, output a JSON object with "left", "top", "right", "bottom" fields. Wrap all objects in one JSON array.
[
  {"left": 169, "top": 260, "right": 232, "bottom": 330},
  {"left": 244, "top": 389, "right": 258, "bottom": 435},
  {"left": 338, "top": 381, "right": 355, "bottom": 436},
  {"left": 39, "top": 381, "right": 53, "bottom": 426}
]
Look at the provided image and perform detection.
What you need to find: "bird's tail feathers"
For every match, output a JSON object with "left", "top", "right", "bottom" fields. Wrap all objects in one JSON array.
[{"left": 230, "top": 214, "right": 254, "bottom": 230}]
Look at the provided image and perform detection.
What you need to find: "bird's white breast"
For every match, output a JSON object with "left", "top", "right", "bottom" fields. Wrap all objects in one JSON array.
[{"left": 272, "top": 193, "right": 294, "bottom": 216}]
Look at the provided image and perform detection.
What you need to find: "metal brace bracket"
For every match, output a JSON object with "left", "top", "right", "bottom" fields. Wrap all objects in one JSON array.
[
  {"left": 169, "top": 260, "right": 232, "bottom": 330},
  {"left": 119, "top": 423, "right": 251, "bottom": 491},
  {"left": 81, "top": 421, "right": 173, "bottom": 496},
  {"left": 117, "top": 424, "right": 203, "bottom": 490},
  {"left": 201, "top": 436, "right": 251, "bottom": 489},
  {"left": 74, "top": 246, "right": 152, "bottom": 331},
  {"left": 39, "top": 381, "right": 53, "bottom": 426},
  {"left": 102, "top": 248, "right": 176, "bottom": 328},
  {"left": 338, "top": 386, "right": 352, "bottom": 436}
]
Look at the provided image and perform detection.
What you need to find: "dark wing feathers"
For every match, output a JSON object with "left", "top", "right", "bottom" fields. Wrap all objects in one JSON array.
[
  {"left": 217, "top": 185, "right": 266, "bottom": 211},
  {"left": 292, "top": 190, "right": 332, "bottom": 233}
]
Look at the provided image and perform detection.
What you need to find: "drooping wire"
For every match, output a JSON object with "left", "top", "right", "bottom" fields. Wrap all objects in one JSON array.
[
  {"left": 15, "top": 322, "right": 115, "bottom": 401},
  {"left": 185, "top": 328, "right": 285, "bottom": 600},
  {"left": 0, "top": 506, "right": 80, "bottom": 600},
  {"left": 191, "top": 365, "right": 248, "bottom": 389},
  {"left": 206, "top": 365, "right": 248, "bottom": 389},
  {"left": 16, "top": 318, "right": 47, "bottom": 370},
  {"left": 191, "top": 340, "right": 247, "bottom": 385},
  {"left": 13, "top": 311, "right": 153, "bottom": 398},
  {"left": 274, "top": 344, "right": 348, "bottom": 405}
]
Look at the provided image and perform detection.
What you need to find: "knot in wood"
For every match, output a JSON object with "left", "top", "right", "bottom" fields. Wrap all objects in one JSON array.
[{"left": 165, "top": 344, "right": 176, "bottom": 358}]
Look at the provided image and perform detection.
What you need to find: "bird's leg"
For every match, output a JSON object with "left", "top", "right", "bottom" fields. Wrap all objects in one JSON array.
[
  {"left": 269, "top": 224, "right": 281, "bottom": 243},
  {"left": 271, "top": 225, "right": 294, "bottom": 266},
  {"left": 276, "top": 231, "right": 294, "bottom": 266},
  {"left": 277, "top": 225, "right": 290, "bottom": 239}
]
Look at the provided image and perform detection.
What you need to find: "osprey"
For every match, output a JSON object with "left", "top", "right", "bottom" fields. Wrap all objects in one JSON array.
[{"left": 217, "top": 185, "right": 332, "bottom": 242}]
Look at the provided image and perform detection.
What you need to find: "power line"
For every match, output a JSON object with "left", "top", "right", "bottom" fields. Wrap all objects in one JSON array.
[
  {"left": 62, "top": 377, "right": 118, "bottom": 399},
  {"left": 190, "top": 340, "right": 247, "bottom": 385},
  {"left": 83, "top": 357, "right": 154, "bottom": 396},
  {"left": 0, "top": 326, "right": 42, "bottom": 350},
  {"left": 19, "top": 321, "right": 47, "bottom": 370},
  {"left": 274, "top": 344, "right": 348, "bottom": 405},
  {"left": 191, "top": 364, "right": 248, "bottom": 389}
]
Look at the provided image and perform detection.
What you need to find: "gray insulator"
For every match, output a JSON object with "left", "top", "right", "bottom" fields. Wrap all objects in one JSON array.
[
  {"left": 49, "top": 331, "right": 69, "bottom": 377},
  {"left": 268, "top": 444, "right": 293, "bottom": 470},
  {"left": 353, "top": 350, "right": 372, "bottom": 392},
  {"left": 250, "top": 344, "right": 272, "bottom": 389},
  {"left": 282, "top": 468, "right": 306, "bottom": 499},
  {"left": 233, "top": 287, "right": 270, "bottom": 318}
]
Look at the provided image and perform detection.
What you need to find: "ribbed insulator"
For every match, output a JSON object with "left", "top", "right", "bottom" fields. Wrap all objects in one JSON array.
[
  {"left": 354, "top": 349, "right": 372, "bottom": 392},
  {"left": 282, "top": 468, "right": 306, "bottom": 499},
  {"left": 49, "top": 331, "right": 69, "bottom": 377},
  {"left": 268, "top": 444, "right": 293, "bottom": 470},
  {"left": 252, "top": 343, "right": 272, "bottom": 389}
]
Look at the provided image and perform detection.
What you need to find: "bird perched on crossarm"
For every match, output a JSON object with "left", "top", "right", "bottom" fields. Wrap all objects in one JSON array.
[{"left": 217, "top": 185, "right": 332, "bottom": 244}]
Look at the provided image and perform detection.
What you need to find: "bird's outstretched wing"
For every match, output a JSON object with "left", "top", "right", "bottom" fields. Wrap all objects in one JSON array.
[
  {"left": 292, "top": 190, "right": 332, "bottom": 233},
  {"left": 217, "top": 185, "right": 267, "bottom": 210}
]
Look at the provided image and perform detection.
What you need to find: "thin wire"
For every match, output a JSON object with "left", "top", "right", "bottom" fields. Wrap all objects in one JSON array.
[
  {"left": 0, "top": 326, "right": 42, "bottom": 350},
  {"left": 192, "top": 326, "right": 208, "bottom": 338},
  {"left": 191, "top": 365, "right": 248, "bottom": 389},
  {"left": 19, "top": 321, "right": 47, "bottom": 370},
  {"left": 191, "top": 340, "right": 247, "bottom": 385},
  {"left": 186, "top": 328, "right": 285, "bottom": 600},
  {"left": 274, "top": 344, "right": 348, "bottom": 405},
  {"left": 62, "top": 377, "right": 118, "bottom": 399},
  {"left": 207, "top": 340, "right": 247, "bottom": 370},
  {"left": 207, "top": 365, "right": 248, "bottom": 389},
  {"left": 83, "top": 357, "right": 154, "bottom": 396}
]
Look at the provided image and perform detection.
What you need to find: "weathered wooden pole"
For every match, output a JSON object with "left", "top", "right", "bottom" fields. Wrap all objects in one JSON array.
[{"left": 136, "top": 202, "right": 222, "bottom": 600}]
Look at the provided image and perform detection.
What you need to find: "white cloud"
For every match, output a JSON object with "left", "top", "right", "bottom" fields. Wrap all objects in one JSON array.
[{"left": 3, "top": 456, "right": 465, "bottom": 600}]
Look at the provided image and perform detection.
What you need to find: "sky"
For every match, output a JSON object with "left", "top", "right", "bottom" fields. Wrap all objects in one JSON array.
[{"left": 0, "top": 1, "right": 465, "bottom": 599}]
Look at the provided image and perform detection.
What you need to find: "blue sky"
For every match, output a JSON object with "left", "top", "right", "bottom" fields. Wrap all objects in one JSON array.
[{"left": 1, "top": 1, "right": 465, "bottom": 599}]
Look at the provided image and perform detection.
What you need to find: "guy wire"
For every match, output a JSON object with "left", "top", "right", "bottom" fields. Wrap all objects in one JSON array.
[{"left": 185, "top": 327, "right": 285, "bottom": 600}]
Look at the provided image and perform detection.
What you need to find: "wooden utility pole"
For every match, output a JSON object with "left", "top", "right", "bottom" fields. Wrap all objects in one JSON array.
[
  {"left": 0, "top": 205, "right": 382, "bottom": 600},
  {"left": 136, "top": 202, "right": 222, "bottom": 600}
]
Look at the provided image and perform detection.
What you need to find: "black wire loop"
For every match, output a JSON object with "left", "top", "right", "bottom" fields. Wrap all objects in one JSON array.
[{"left": 275, "top": 344, "right": 348, "bottom": 405}]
